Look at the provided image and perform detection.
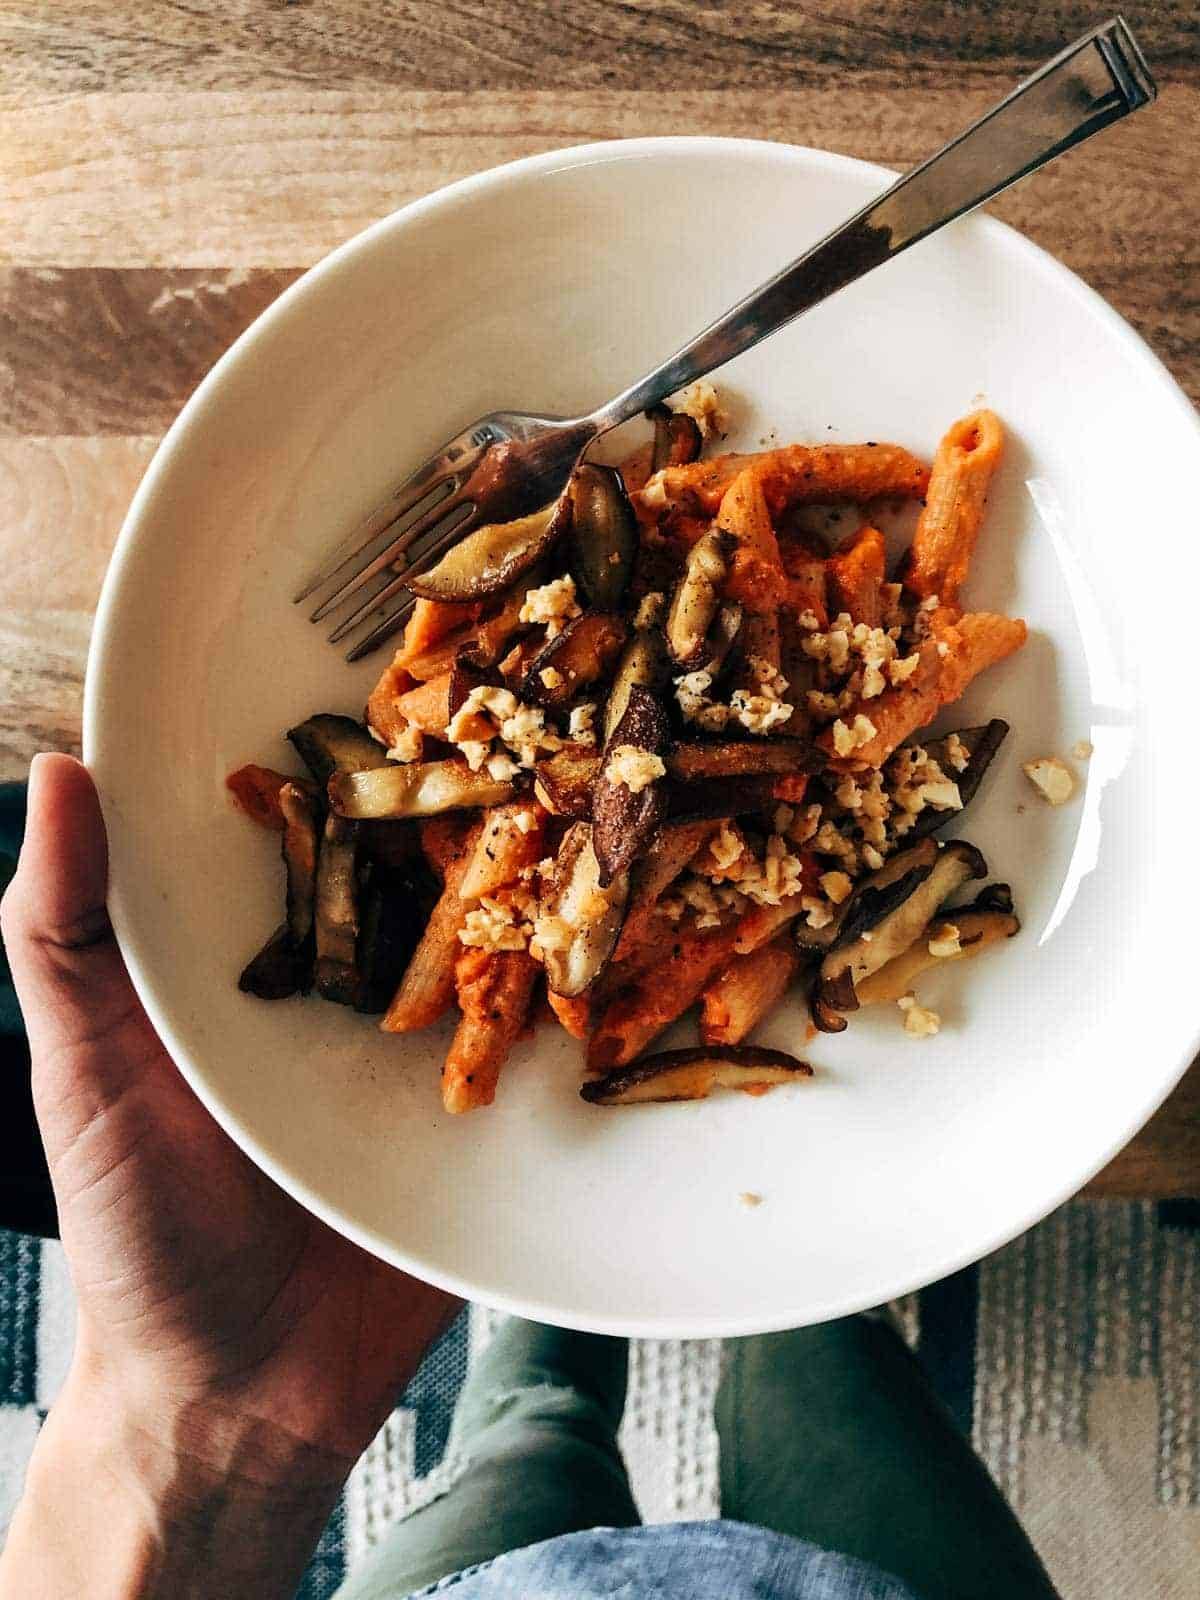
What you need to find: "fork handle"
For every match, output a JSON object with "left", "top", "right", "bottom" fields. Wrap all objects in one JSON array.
[{"left": 592, "top": 17, "right": 1154, "bottom": 432}]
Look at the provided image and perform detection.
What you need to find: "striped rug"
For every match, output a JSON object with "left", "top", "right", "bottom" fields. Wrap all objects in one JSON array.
[{"left": 1, "top": 1201, "right": 1197, "bottom": 1597}]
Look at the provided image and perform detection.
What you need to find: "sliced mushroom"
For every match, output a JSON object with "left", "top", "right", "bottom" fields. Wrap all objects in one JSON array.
[
  {"left": 816, "top": 840, "right": 988, "bottom": 1011},
  {"left": 907, "top": 720, "right": 1009, "bottom": 842},
  {"left": 704, "top": 602, "right": 744, "bottom": 680},
  {"left": 538, "top": 821, "right": 629, "bottom": 997},
  {"left": 279, "top": 782, "right": 321, "bottom": 951},
  {"left": 581, "top": 1045, "right": 812, "bottom": 1106},
  {"left": 566, "top": 464, "right": 638, "bottom": 609},
  {"left": 447, "top": 650, "right": 503, "bottom": 722},
  {"left": 287, "top": 713, "right": 391, "bottom": 786},
  {"left": 592, "top": 686, "right": 671, "bottom": 884},
  {"left": 356, "top": 867, "right": 427, "bottom": 1014},
  {"left": 648, "top": 404, "right": 703, "bottom": 473},
  {"left": 238, "top": 782, "right": 322, "bottom": 999},
  {"left": 669, "top": 739, "right": 820, "bottom": 783},
  {"left": 665, "top": 774, "right": 780, "bottom": 821},
  {"left": 533, "top": 746, "right": 602, "bottom": 817},
  {"left": 314, "top": 813, "right": 364, "bottom": 1006},
  {"left": 963, "top": 881, "right": 1014, "bottom": 915},
  {"left": 239, "top": 925, "right": 309, "bottom": 1000},
  {"left": 329, "top": 761, "right": 516, "bottom": 820},
  {"left": 405, "top": 499, "right": 566, "bottom": 602},
  {"left": 604, "top": 627, "right": 671, "bottom": 744},
  {"left": 666, "top": 528, "right": 733, "bottom": 666},
  {"left": 855, "top": 905, "right": 1020, "bottom": 1006},
  {"left": 809, "top": 989, "right": 849, "bottom": 1034},
  {"left": 794, "top": 837, "right": 940, "bottom": 954},
  {"left": 524, "top": 610, "right": 629, "bottom": 709}
]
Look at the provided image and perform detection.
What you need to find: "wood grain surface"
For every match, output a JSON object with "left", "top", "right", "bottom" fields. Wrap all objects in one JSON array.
[{"left": 1, "top": 1, "right": 1195, "bottom": 1193}]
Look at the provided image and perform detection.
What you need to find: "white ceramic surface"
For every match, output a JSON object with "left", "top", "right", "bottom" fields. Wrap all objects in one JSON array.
[{"left": 85, "top": 138, "right": 1200, "bottom": 1337}]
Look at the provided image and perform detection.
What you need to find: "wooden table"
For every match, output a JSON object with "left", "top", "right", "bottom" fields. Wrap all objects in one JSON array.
[{"left": 2, "top": 3, "right": 1196, "bottom": 1193}]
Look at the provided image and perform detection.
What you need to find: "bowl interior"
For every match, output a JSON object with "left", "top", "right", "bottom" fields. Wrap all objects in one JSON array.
[{"left": 86, "top": 139, "right": 1200, "bottom": 1335}]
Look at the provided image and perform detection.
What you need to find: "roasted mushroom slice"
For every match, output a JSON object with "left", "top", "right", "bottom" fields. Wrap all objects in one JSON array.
[
  {"left": 404, "top": 499, "right": 566, "bottom": 602},
  {"left": 666, "top": 528, "right": 733, "bottom": 666},
  {"left": 287, "top": 713, "right": 390, "bottom": 786},
  {"left": 592, "top": 686, "right": 671, "bottom": 884},
  {"left": 239, "top": 926, "right": 308, "bottom": 1001},
  {"left": 816, "top": 840, "right": 988, "bottom": 1012},
  {"left": 533, "top": 747, "right": 602, "bottom": 817},
  {"left": 524, "top": 611, "right": 629, "bottom": 709},
  {"left": 329, "top": 760, "right": 516, "bottom": 820},
  {"left": 794, "top": 837, "right": 940, "bottom": 955},
  {"left": 314, "top": 813, "right": 364, "bottom": 1006},
  {"left": 280, "top": 782, "right": 321, "bottom": 953},
  {"left": 581, "top": 1045, "right": 812, "bottom": 1106},
  {"left": 665, "top": 774, "right": 780, "bottom": 821},
  {"left": 566, "top": 464, "right": 638, "bottom": 609},
  {"left": 538, "top": 821, "right": 629, "bottom": 997},
  {"left": 854, "top": 903, "right": 1020, "bottom": 1006},
  {"left": 648, "top": 404, "right": 703, "bottom": 473},
  {"left": 906, "top": 720, "right": 1010, "bottom": 842},
  {"left": 356, "top": 867, "right": 427, "bottom": 1013},
  {"left": 809, "top": 989, "right": 849, "bottom": 1034},
  {"left": 238, "top": 781, "right": 322, "bottom": 999},
  {"left": 669, "top": 740, "right": 819, "bottom": 783},
  {"left": 603, "top": 627, "right": 671, "bottom": 744}
]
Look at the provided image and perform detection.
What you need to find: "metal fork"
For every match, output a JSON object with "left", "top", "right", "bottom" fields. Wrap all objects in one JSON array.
[{"left": 298, "top": 17, "right": 1154, "bottom": 660}]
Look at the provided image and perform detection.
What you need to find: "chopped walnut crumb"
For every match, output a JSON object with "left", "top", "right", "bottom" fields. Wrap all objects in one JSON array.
[
  {"left": 1023, "top": 756, "right": 1076, "bottom": 806},
  {"left": 1071, "top": 739, "right": 1094, "bottom": 762},
  {"left": 667, "top": 379, "right": 728, "bottom": 439},
  {"left": 519, "top": 575, "right": 581, "bottom": 634},
  {"left": 486, "top": 751, "right": 519, "bottom": 782},
  {"left": 605, "top": 745, "right": 666, "bottom": 794},
  {"left": 460, "top": 896, "right": 529, "bottom": 952},
  {"left": 387, "top": 724, "right": 424, "bottom": 764},
  {"left": 927, "top": 922, "right": 962, "bottom": 958},
  {"left": 943, "top": 733, "right": 971, "bottom": 773},
  {"left": 831, "top": 713, "right": 877, "bottom": 758},
  {"left": 539, "top": 666, "right": 563, "bottom": 690},
  {"left": 898, "top": 993, "right": 941, "bottom": 1038},
  {"left": 819, "top": 870, "right": 853, "bottom": 905},
  {"left": 739, "top": 1191, "right": 764, "bottom": 1208}
]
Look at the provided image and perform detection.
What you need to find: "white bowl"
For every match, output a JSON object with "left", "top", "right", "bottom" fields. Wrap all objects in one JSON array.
[{"left": 85, "top": 138, "right": 1200, "bottom": 1337}]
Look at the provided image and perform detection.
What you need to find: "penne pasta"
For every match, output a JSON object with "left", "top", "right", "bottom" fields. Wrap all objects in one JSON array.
[
  {"left": 826, "top": 523, "right": 886, "bottom": 626},
  {"left": 902, "top": 410, "right": 1004, "bottom": 604},
  {"left": 588, "top": 924, "right": 740, "bottom": 1072},
  {"left": 381, "top": 825, "right": 480, "bottom": 1032},
  {"left": 546, "top": 989, "right": 592, "bottom": 1039},
  {"left": 636, "top": 441, "right": 930, "bottom": 526},
  {"left": 701, "top": 940, "right": 802, "bottom": 1046},
  {"left": 715, "top": 469, "right": 787, "bottom": 611},
  {"left": 443, "top": 947, "right": 539, "bottom": 1112},
  {"left": 458, "top": 802, "right": 547, "bottom": 901},
  {"left": 395, "top": 672, "right": 452, "bottom": 737}
]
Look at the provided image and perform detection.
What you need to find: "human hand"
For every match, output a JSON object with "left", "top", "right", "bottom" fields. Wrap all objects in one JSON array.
[{"left": 1, "top": 754, "right": 458, "bottom": 1595}]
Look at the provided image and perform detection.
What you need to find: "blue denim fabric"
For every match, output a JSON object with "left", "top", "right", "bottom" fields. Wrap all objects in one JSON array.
[{"left": 407, "top": 1520, "right": 925, "bottom": 1598}]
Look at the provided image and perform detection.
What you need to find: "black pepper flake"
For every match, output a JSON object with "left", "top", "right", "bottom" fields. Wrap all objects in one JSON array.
[{"left": 866, "top": 441, "right": 877, "bottom": 447}]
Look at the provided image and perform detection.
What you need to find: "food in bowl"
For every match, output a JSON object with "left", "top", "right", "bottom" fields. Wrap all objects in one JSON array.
[{"left": 229, "top": 400, "right": 1027, "bottom": 1112}]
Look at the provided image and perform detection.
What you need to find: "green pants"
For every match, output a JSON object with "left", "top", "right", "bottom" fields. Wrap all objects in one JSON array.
[{"left": 335, "top": 1315, "right": 1058, "bottom": 1600}]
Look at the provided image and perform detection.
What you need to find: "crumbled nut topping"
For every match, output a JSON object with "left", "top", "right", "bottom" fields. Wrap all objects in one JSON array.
[
  {"left": 448, "top": 683, "right": 563, "bottom": 771},
  {"left": 831, "top": 713, "right": 877, "bottom": 758},
  {"left": 604, "top": 745, "right": 666, "bottom": 794},
  {"left": 539, "top": 666, "right": 563, "bottom": 690},
  {"left": 1071, "top": 738, "right": 1094, "bottom": 762},
  {"left": 568, "top": 703, "right": 597, "bottom": 745},
  {"left": 819, "top": 870, "right": 853, "bottom": 904},
  {"left": 386, "top": 724, "right": 424, "bottom": 764},
  {"left": 927, "top": 922, "right": 962, "bottom": 958},
  {"left": 519, "top": 575, "right": 581, "bottom": 635},
  {"left": 898, "top": 993, "right": 941, "bottom": 1038},
  {"left": 1023, "top": 756, "right": 1075, "bottom": 806},
  {"left": 459, "top": 896, "right": 529, "bottom": 952},
  {"left": 667, "top": 379, "right": 728, "bottom": 439}
]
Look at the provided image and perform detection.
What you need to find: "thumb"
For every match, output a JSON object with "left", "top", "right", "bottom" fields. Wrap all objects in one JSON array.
[{"left": 1, "top": 754, "right": 162, "bottom": 1153}]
